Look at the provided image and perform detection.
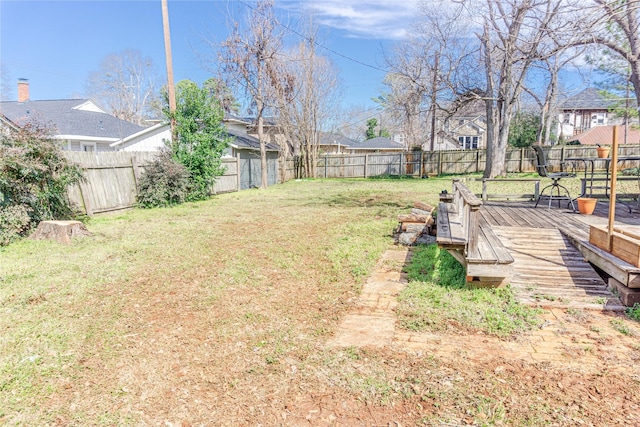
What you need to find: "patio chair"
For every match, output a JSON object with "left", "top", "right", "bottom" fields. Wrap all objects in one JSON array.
[{"left": 532, "top": 145, "right": 576, "bottom": 210}]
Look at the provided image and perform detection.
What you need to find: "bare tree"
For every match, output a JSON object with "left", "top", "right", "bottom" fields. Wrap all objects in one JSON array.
[
  {"left": 268, "top": 26, "right": 341, "bottom": 179},
  {"left": 203, "top": 77, "right": 241, "bottom": 115},
  {"left": 474, "top": 0, "right": 572, "bottom": 178},
  {"left": 383, "top": 2, "right": 478, "bottom": 152},
  {"left": 86, "top": 49, "right": 158, "bottom": 125},
  {"left": 218, "top": 0, "right": 284, "bottom": 189},
  {"left": 589, "top": 0, "right": 640, "bottom": 117}
]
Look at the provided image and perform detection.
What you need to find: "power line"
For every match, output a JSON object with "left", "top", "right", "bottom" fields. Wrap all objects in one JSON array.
[{"left": 236, "top": 0, "right": 389, "bottom": 73}]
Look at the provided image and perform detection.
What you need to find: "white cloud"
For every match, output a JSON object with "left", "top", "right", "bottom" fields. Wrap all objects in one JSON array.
[{"left": 279, "top": 0, "right": 421, "bottom": 40}]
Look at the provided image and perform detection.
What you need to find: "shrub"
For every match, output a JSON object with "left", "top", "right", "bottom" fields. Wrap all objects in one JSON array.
[
  {"left": 0, "top": 205, "right": 32, "bottom": 246},
  {"left": 137, "top": 150, "right": 191, "bottom": 208},
  {"left": 0, "top": 120, "right": 84, "bottom": 245},
  {"left": 626, "top": 303, "right": 640, "bottom": 322}
]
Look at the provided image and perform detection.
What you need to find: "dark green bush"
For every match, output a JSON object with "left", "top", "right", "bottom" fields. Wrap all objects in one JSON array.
[
  {"left": 0, "top": 120, "right": 84, "bottom": 245},
  {"left": 0, "top": 205, "right": 31, "bottom": 246},
  {"left": 137, "top": 150, "right": 191, "bottom": 208}
]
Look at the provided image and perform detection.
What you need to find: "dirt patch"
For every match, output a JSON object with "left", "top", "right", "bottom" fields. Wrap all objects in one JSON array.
[{"left": 42, "top": 250, "right": 639, "bottom": 426}]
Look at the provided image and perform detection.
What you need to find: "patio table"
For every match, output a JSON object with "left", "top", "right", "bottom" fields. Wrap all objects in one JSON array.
[{"left": 566, "top": 155, "right": 640, "bottom": 211}]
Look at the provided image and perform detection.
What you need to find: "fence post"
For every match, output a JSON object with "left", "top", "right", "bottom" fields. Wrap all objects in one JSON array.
[
  {"left": 324, "top": 155, "right": 328, "bottom": 178},
  {"left": 364, "top": 154, "right": 368, "bottom": 178},
  {"left": 519, "top": 148, "right": 524, "bottom": 173},
  {"left": 438, "top": 151, "right": 443, "bottom": 176},
  {"left": 78, "top": 182, "right": 94, "bottom": 217},
  {"left": 236, "top": 153, "right": 241, "bottom": 191},
  {"left": 131, "top": 155, "right": 140, "bottom": 192},
  {"left": 476, "top": 150, "right": 480, "bottom": 173},
  {"left": 420, "top": 150, "right": 424, "bottom": 177}
]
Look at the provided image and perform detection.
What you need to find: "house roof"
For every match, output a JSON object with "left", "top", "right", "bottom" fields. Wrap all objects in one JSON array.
[
  {"left": 451, "top": 99, "right": 486, "bottom": 118},
  {"left": 319, "top": 133, "right": 357, "bottom": 147},
  {"left": 349, "top": 137, "right": 405, "bottom": 151},
  {"left": 227, "top": 128, "right": 280, "bottom": 152},
  {"left": 0, "top": 99, "right": 145, "bottom": 140},
  {"left": 566, "top": 125, "right": 640, "bottom": 145},
  {"left": 559, "top": 88, "right": 621, "bottom": 111}
]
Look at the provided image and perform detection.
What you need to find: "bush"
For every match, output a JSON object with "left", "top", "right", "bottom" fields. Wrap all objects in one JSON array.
[
  {"left": 0, "top": 120, "right": 84, "bottom": 245},
  {"left": 626, "top": 303, "right": 640, "bottom": 321},
  {"left": 137, "top": 150, "right": 191, "bottom": 208},
  {"left": 0, "top": 205, "right": 31, "bottom": 246}
]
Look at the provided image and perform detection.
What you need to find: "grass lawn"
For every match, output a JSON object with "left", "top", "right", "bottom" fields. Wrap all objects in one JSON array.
[{"left": 1, "top": 177, "right": 639, "bottom": 425}]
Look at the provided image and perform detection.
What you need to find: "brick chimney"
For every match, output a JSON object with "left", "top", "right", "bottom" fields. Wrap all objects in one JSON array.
[{"left": 18, "top": 78, "right": 29, "bottom": 102}]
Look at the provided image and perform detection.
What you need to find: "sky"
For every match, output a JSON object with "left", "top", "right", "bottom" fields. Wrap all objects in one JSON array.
[{"left": 0, "top": 0, "right": 423, "bottom": 110}]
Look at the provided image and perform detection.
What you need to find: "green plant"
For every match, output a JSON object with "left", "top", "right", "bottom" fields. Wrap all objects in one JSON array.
[
  {"left": 137, "top": 150, "right": 191, "bottom": 208},
  {"left": 610, "top": 318, "right": 632, "bottom": 335},
  {"left": 398, "top": 245, "right": 541, "bottom": 337},
  {"left": 626, "top": 303, "right": 640, "bottom": 321},
  {"left": 164, "top": 79, "right": 231, "bottom": 201},
  {"left": 0, "top": 120, "right": 84, "bottom": 244},
  {"left": 0, "top": 205, "right": 31, "bottom": 246}
]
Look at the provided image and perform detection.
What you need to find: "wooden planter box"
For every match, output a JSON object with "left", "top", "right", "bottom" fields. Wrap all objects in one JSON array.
[
  {"left": 611, "top": 232, "right": 640, "bottom": 267},
  {"left": 589, "top": 225, "right": 611, "bottom": 252},
  {"left": 590, "top": 224, "right": 640, "bottom": 267}
]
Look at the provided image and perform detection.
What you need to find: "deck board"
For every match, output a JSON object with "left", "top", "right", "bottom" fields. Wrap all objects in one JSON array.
[{"left": 490, "top": 226, "right": 624, "bottom": 310}]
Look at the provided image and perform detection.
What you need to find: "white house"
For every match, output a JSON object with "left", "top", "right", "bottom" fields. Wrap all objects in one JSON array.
[
  {"left": 557, "top": 88, "right": 623, "bottom": 140},
  {"left": 0, "top": 79, "right": 172, "bottom": 152}
]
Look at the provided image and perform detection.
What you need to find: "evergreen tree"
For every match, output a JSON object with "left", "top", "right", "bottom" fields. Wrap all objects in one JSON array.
[{"left": 163, "top": 80, "right": 231, "bottom": 201}]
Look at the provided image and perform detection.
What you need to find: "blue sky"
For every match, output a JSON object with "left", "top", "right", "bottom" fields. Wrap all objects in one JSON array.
[{"left": 0, "top": 0, "right": 422, "bottom": 110}]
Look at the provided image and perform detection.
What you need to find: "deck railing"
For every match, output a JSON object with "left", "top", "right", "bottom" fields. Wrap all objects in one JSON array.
[{"left": 452, "top": 179, "right": 483, "bottom": 256}]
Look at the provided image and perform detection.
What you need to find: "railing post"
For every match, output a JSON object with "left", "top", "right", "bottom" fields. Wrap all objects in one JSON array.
[{"left": 467, "top": 205, "right": 480, "bottom": 256}]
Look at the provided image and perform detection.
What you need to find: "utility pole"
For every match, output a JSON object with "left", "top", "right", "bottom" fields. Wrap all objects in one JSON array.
[{"left": 161, "top": 0, "right": 177, "bottom": 141}]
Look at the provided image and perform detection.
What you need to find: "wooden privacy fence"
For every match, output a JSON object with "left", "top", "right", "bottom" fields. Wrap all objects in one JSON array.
[
  {"left": 64, "top": 152, "right": 242, "bottom": 216},
  {"left": 285, "top": 144, "right": 640, "bottom": 179},
  {"left": 65, "top": 144, "right": 640, "bottom": 216}
]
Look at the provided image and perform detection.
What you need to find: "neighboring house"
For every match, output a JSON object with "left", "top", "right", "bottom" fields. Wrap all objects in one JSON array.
[
  {"left": 565, "top": 124, "right": 640, "bottom": 146},
  {"left": 0, "top": 79, "right": 172, "bottom": 152},
  {"left": 557, "top": 88, "right": 624, "bottom": 140},
  {"left": 224, "top": 128, "right": 280, "bottom": 189},
  {"left": 435, "top": 100, "right": 487, "bottom": 151},
  {"left": 345, "top": 136, "right": 405, "bottom": 154},
  {"left": 318, "top": 133, "right": 357, "bottom": 154}
]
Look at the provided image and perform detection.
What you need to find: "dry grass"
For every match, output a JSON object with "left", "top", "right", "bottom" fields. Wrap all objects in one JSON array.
[{"left": 1, "top": 177, "right": 639, "bottom": 426}]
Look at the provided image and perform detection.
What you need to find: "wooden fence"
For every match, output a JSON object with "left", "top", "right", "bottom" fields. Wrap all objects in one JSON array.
[
  {"left": 64, "top": 152, "right": 241, "bottom": 215},
  {"left": 285, "top": 145, "right": 640, "bottom": 179},
  {"left": 66, "top": 144, "right": 640, "bottom": 215}
]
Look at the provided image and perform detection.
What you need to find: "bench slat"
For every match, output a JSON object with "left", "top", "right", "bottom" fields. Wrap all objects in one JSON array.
[{"left": 436, "top": 203, "right": 466, "bottom": 247}]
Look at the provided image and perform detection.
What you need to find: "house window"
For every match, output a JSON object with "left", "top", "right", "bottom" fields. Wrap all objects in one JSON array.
[
  {"left": 81, "top": 143, "right": 96, "bottom": 152},
  {"left": 459, "top": 136, "right": 479, "bottom": 150}
]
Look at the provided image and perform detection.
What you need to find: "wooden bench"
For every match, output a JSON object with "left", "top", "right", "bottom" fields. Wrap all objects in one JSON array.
[
  {"left": 437, "top": 180, "right": 514, "bottom": 287},
  {"left": 479, "top": 178, "right": 541, "bottom": 202}
]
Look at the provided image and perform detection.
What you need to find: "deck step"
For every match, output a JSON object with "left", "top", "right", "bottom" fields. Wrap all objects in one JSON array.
[{"left": 492, "top": 226, "right": 623, "bottom": 311}]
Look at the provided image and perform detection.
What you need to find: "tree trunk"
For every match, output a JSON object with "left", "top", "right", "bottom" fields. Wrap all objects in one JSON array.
[
  {"left": 30, "top": 220, "right": 91, "bottom": 244},
  {"left": 257, "top": 110, "right": 268, "bottom": 190}
]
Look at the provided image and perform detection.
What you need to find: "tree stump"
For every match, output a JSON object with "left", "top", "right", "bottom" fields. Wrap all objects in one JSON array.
[{"left": 30, "top": 220, "right": 92, "bottom": 244}]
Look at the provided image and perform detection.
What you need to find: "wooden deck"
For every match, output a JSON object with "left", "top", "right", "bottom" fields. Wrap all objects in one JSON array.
[{"left": 481, "top": 200, "right": 640, "bottom": 310}]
